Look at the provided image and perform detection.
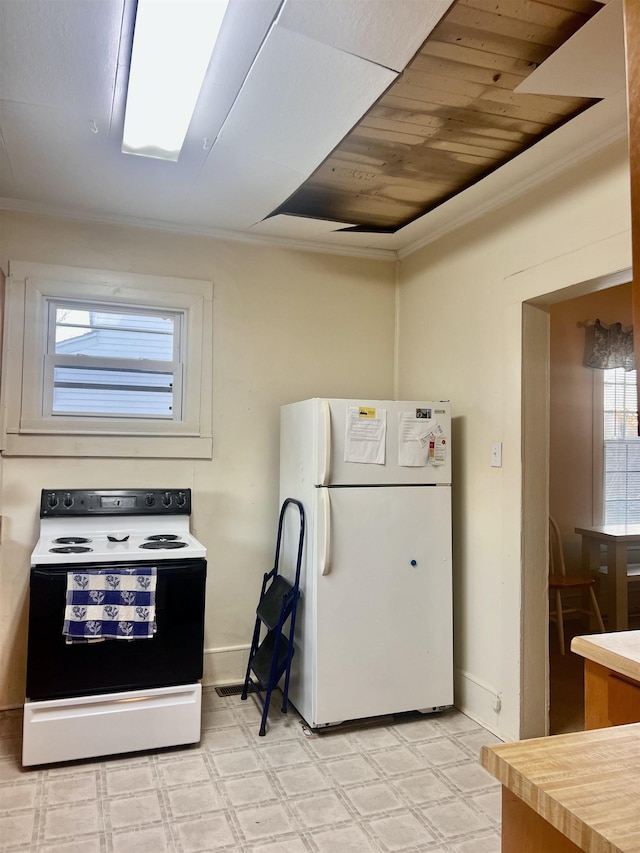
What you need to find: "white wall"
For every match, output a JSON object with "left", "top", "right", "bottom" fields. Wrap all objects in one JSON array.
[
  {"left": 397, "top": 139, "right": 633, "bottom": 741},
  {"left": 0, "top": 211, "right": 396, "bottom": 709}
]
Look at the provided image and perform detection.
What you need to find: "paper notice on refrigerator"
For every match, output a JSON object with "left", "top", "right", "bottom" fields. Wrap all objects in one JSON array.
[
  {"left": 399, "top": 411, "right": 449, "bottom": 466},
  {"left": 428, "top": 436, "right": 447, "bottom": 466},
  {"left": 344, "top": 406, "right": 386, "bottom": 464},
  {"left": 418, "top": 422, "right": 445, "bottom": 448},
  {"left": 398, "top": 411, "right": 430, "bottom": 466}
]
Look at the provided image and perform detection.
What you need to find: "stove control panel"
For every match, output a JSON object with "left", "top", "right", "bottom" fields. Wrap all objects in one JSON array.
[{"left": 40, "top": 489, "right": 192, "bottom": 517}]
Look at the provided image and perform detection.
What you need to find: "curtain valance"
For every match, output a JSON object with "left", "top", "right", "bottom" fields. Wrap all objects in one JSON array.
[{"left": 584, "top": 319, "right": 635, "bottom": 371}]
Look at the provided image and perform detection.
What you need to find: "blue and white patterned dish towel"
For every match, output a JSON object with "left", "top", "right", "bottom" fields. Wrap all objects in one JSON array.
[{"left": 63, "top": 567, "right": 157, "bottom": 643}]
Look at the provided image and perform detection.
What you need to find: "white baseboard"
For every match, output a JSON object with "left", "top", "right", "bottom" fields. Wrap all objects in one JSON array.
[
  {"left": 202, "top": 644, "right": 250, "bottom": 687},
  {"left": 454, "top": 667, "right": 503, "bottom": 739}
]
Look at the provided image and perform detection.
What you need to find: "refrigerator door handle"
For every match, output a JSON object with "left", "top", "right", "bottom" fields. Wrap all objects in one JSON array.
[
  {"left": 320, "top": 400, "right": 332, "bottom": 486},
  {"left": 320, "top": 487, "right": 332, "bottom": 576}
]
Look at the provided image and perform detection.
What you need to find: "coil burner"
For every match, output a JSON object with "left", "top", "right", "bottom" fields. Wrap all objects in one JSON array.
[
  {"left": 49, "top": 545, "right": 93, "bottom": 554},
  {"left": 53, "top": 537, "right": 91, "bottom": 545}
]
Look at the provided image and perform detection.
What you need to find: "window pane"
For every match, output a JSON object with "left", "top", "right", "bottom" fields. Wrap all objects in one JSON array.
[
  {"left": 604, "top": 367, "right": 640, "bottom": 523},
  {"left": 627, "top": 471, "right": 640, "bottom": 500},
  {"left": 607, "top": 501, "right": 627, "bottom": 524},
  {"left": 629, "top": 443, "right": 640, "bottom": 470},
  {"left": 47, "top": 301, "right": 182, "bottom": 419},
  {"left": 603, "top": 412, "right": 617, "bottom": 439},
  {"left": 605, "top": 442, "right": 627, "bottom": 471},
  {"left": 52, "top": 367, "right": 173, "bottom": 417},
  {"left": 626, "top": 501, "right": 640, "bottom": 523},
  {"left": 55, "top": 308, "right": 174, "bottom": 360},
  {"left": 605, "top": 469, "right": 627, "bottom": 500}
]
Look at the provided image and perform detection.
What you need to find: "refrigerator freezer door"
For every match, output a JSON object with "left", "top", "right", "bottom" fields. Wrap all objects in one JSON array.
[
  {"left": 317, "top": 399, "right": 451, "bottom": 487},
  {"left": 311, "top": 485, "right": 453, "bottom": 727}
]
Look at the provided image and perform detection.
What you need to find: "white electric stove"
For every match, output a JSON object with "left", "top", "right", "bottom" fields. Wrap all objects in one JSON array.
[{"left": 23, "top": 488, "right": 207, "bottom": 766}]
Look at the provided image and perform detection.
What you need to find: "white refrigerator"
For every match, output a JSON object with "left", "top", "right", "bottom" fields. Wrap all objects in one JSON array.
[{"left": 279, "top": 398, "right": 453, "bottom": 728}]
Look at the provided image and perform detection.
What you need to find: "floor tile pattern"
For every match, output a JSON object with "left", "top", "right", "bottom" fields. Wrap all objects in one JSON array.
[{"left": 0, "top": 689, "right": 502, "bottom": 852}]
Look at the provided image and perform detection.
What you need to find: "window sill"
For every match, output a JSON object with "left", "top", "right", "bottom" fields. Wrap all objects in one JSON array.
[{"left": 1, "top": 433, "right": 213, "bottom": 459}]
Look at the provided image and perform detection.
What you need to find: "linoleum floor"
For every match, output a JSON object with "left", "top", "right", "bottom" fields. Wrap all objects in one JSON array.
[{"left": 0, "top": 688, "right": 502, "bottom": 852}]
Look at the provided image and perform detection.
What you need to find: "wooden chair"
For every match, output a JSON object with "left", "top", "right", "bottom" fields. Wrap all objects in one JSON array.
[
  {"left": 593, "top": 562, "right": 640, "bottom": 623},
  {"left": 549, "top": 516, "right": 605, "bottom": 655}
]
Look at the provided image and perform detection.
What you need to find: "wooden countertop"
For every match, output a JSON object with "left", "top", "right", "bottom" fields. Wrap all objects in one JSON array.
[
  {"left": 481, "top": 724, "right": 640, "bottom": 853},
  {"left": 571, "top": 631, "right": 640, "bottom": 683}
]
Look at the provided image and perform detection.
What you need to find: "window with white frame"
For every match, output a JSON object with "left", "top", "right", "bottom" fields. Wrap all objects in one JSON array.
[
  {"left": 2, "top": 261, "right": 213, "bottom": 458},
  {"left": 603, "top": 367, "right": 640, "bottom": 523}
]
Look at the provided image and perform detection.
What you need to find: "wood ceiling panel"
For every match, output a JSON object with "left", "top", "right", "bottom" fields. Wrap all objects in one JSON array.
[
  {"left": 433, "top": 21, "right": 553, "bottom": 63},
  {"left": 282, "top": 195, "right": 424, "bottom": 229},
  {"left": 443, "top": 3, "right": 575, "bottom": 50},
  {"left": 388, "top": 80, "right": 569, "bottom": 125},
  {"left": 409, "top": 53, "right": 528, "bottom": 90},
  {"left": 306, "top": 167, "right": 461, "bottom": 203},
  {"left": 445, "top": 3, "right": 586, "bottom": 47},
  {"left": 272, "top": 0, "right": 601, "bottom": 231},
  {"left": 370, "top": 105, "right": 536, "bottom": 144},
  {"left": 360, "top": 146, "right": 496, "bottom": 177},
  {"left": 458, "top": 0, "right": 598, "bottom": 28},
  {"left": 418, "top": 38, "right": 545, "bottom": 76},
  {"left": 359, "top": 116, "right": 516, "bottom": 157}
]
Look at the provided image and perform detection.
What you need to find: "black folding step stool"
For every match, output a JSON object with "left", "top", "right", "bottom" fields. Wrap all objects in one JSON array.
[{"left": 241, "top": 498, "right": 305, "bottom": 735}]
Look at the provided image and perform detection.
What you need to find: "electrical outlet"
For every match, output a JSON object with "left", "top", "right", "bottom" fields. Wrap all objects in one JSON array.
[{"left": 490, "top": 442, "right": 502, "bottom": 468}]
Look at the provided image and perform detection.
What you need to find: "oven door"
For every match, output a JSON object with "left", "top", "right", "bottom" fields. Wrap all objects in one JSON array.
[{"left": 26, "top": 558, "right": 207, "bottom": 701}]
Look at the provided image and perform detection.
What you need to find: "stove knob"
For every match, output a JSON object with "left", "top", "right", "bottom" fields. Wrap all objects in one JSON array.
[
  {"left": 162, "top": 492, "right": 172, "bottom": 507},
  {"left": 145, "top": 494, "right": 155, "bottom": 507},
  {"left": 63, "top": 493, "right": 73, "bottom": 508},
  {"left": 176, "top": 491, "right": 186, "bottom": 507},
  {"left": 47, "top": 492, "right": 59, "bottom": 509}
]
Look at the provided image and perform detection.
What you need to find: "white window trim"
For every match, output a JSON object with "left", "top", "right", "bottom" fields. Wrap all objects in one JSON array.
[
  {"left": 1, "top": 261, "right": 213, "bottom": 458},
  {"left": 591, "top": 369, "right": 604, "bottom": 525}
]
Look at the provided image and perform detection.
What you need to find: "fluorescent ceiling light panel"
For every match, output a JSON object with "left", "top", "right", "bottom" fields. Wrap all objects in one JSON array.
[{"left": 122, "top": 0, "right": 229, "bottom": 161}]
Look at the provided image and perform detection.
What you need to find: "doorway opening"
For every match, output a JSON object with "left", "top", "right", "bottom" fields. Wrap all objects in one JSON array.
[{"left": 524, "top": 267, "right": 633, "bottom": 736}]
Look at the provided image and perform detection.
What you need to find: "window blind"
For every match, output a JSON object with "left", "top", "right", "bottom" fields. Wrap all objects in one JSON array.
[{"left": 604, "top": 367, "right": 640, "bottom": 523}]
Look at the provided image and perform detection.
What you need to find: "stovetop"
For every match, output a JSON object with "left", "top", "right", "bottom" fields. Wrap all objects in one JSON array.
[{"left": 31, "top": 489, "right": 206, "bottom": 565}]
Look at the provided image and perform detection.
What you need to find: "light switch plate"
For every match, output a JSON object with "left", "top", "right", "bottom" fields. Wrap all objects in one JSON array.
[{"left": 491, "top": 442, "right": 502, "bottom": 468}]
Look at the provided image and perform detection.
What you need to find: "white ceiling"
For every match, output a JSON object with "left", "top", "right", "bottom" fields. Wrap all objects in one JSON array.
[{"left": 0, "top": 0, "right": 629, "bottom": 260}]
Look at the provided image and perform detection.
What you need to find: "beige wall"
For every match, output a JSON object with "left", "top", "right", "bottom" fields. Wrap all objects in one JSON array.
[
  {"left": 397, "top": 139, "right": 632, "bottom": 740},
  {"left": 0, "top": 211, "right": 396, "bottom": 709},
  {"left": 549, "top": 284, "right": 633, "bottom": 573}
]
